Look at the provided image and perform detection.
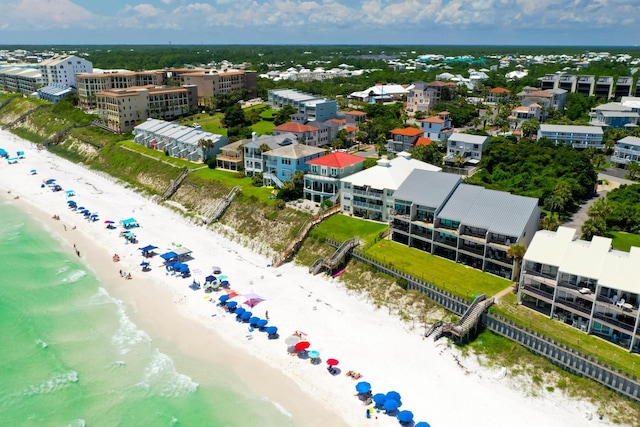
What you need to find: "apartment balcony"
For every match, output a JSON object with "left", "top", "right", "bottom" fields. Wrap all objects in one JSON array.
[
  {"left": 522, "top": 284, "right": 554, "bottom": 304},
  {"left": 460, "top": 234, "right": 486, "bottom": 245},
  {"left": 352, "top": 200, "right": 383, "bottom": 211},
  {"left": 557, "top": 281, "right": 596, "bottom": 301},
  {"left": 486, "top": 254, "right": 513, "bottom": 266},
  {"left": 523, "top": 270, "right": 557, "bottom": 287},
  {"left": 353, "top": 189, "right": 383, "bottom": 199},
  {"left": 458, "top": 243, "right": 485, "bottom": 256},
  {"left": 592, "top": 313, "right": 636, "bottom": 333},
  {"left": 411, "top": 227, "right": 433, "bottom": 240},
  {"left": 433, "top": 235, "right": 458, "bottom": 249},
  {"left": 391, "top": 218, "right": 410, "bottom": 232},
  {"left": 554, "top": 298, "right": 592, "bottom": 316}
]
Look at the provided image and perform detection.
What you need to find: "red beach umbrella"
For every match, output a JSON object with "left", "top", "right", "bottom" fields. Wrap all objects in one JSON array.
[
  {"left": 294, "top": 341, "right": 310, "bottom": 351},
  {"left": 326, "top": 358, "right": 339, "bottom": 366}
]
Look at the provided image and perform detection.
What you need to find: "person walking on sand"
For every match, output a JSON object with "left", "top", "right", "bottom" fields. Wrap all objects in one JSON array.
[{"left": 265, "top": 310, "right": 269, "bottom": 320}]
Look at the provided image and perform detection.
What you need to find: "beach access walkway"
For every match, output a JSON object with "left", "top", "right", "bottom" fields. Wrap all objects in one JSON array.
[
  {"left": 205, "top": 185, "right": 242, "bottom": 224},
  {"left": 309, "top": 237, "right": 360, "bottom": 275},
  {"left": 426, "top": 294, "right": 494, "bottom": 342}
]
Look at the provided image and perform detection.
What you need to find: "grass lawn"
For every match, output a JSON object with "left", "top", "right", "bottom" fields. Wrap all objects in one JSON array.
[
  {"left": 259, "top": 108, "right": 277, "bottom": 119},
  {"left": 609, "top": 231, "right": 640, "bottom": 252},
  {"left": 310, "top": 214, "right": 388, "bottom": 243},
  {"left": 118, "top": 140, "right": 204, "bottom": 169},
  {"left": 191, "top": 168, "right": 274, "bottom": 203},
  {"left": 364, "top": 240, "right": 511, "bottom": 300},
  {"left": 251, "top": 120, "right": 275, "bottom": 135}
]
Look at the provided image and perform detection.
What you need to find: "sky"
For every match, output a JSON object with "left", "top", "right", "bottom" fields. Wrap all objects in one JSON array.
[{"left": 0, "top": 0, "right": 639, "bottom": 46}]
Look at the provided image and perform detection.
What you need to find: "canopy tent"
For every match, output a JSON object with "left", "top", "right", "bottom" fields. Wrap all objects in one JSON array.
[
  {"left": 120, "top": 218, "right": 139, "bottom": 229},
  {"left": 240, "top": 311, "right": 252, "bottom": 321},
  {"left": 173, "top": 246, "right": 192, "bottom": 258},
  {"left": 242, "top": 293, "right": 264, "bottom": 308},
  {"left": 161, "top": 251, "right": 178, "bottom": 261},
  {"left": 139, "top": 245, "right": 158, "bottom": 253},
  {"left": 0, "top": 148, "right": 8, "bottom": 157},
  {"left": 65, "top": 189, "right": 76, "bottom": 197}
]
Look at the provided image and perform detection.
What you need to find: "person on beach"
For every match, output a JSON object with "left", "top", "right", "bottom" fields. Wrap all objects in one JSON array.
[
  {"left": 72, "top": 225, "right": 76, "bottom": 230},
  {"left": 119, "top": 270, "right": 123, "bottom": 277},
  {"left": 125, "top": 273, "right": 132, "bottom": 280},
  {"left": 265, "top": 310, "right": 269, "bottom": 320}
]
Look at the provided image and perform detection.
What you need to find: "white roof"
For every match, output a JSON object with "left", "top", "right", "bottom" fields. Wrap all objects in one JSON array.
[
  {"left": 448, "top": 133, "right": 489, "bottom": 145},
  {"left": 524, "top": 227, "right": 640, "bottom": 294},
  {"left": 350, "top": 84, "right": 410, "bottom": 98},
  {"left": 342, "top": 152, "right": 441, "bottom": 191},
  {"left": 618, "top": 136, "right": 640, "bottom": 147},
  {"left": 539, "top": 124, "right": 604, "bottom": 135}
]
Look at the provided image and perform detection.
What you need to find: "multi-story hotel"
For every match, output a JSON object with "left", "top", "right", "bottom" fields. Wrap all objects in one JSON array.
[
  {"left": 96, "top": 85, "right": 198, "bottom": 133},
  {"left": 179, "top": 69, "right": 257, "bottom": 100},
  {"left": 519, "top": 227, "right": 640, "bottom": 352},
  {"left": 39, "top": 55, "right": 93, "bottom": 88},
  {"left": 390, "top": 170, "right": 540, "bottom": 280},
  {"left": 76, "top": 71, "right": 168, "bottom": 110},
  {"left": 0, "top": 67, "right": 43, "bottom": 93}
]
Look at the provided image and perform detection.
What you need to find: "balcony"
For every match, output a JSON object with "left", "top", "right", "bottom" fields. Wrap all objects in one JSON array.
[
  {"left": 593, "top": 313, "right": 636, "bottom": 333},
  {"left": 433, "top": 235, "right": 457, "bottom": 248},
  {"left": 486, "top": 254, "right": 513, "bottom": 265},
  {"left": 353, "top": 189, "right": 383, "bottom": 199},
  {"left": 352, "top": 200, "right": 383, "bottom": 211},
  {"left": 458, "top": 243, "right": 485, "bottom": 256},
  {"left": 523, "top": 270, "right": 557, "bottom": 286},
  {"left": 391, "top": 219, "right": 410, "bottom": 233},
  {"left": 412, "top": 227, "right": 433, "bottom": 240},
  {"left": 554, "top": 298, "right": 592, "bottom": 316},
  {"left": 522, "top": 284, "right": 554, "bottom": 303}
]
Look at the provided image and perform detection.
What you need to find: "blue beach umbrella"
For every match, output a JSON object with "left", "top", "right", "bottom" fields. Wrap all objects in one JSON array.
[
  {"left": 140, "top": 261, "right": 150, "bottom": 267},
  {"left": 241, "top": 311, "right": 252, "bottom": 321},
  {"left": 226, "top": 301, "right": 238, "bottom": 309},
  {"left": 249, "top": 317, "right": 261, "bottom": 326},
  {"left": 386, "top": 391, "right": 401, "bottom": 402},
  {"left": 415, "top": 422, "right": 430, "bottom": 427},
  {"left": 355, "top": 381, "right": 371, "bottom": 394},
  {"left": 372, "top": 393, "right": 386, "bottom": 405},
  {"left": 66, "top": 200, "right": 76, "bottom": 205},
  {"left": 383, "top": 399, "right": 399, "bottom": 412},
  {"left": 257, "top": 319, "right": 268, "bottom": 328},
  {"left": 218, "top": 295, "right": 230, "bottom": 302},
  {"left": 265, "top": 326, "right": 278, "bottom": 335},
  {"left": 216, "top": 274, "right": 229, "bottom": 280},
  {"left": 234, "top": 307, "right": 246, "bottom": 316},
  {"left": 397, "top": 410, "right": 414, "bottom": 423},
  {"left": 308, "top": 350, "right": 320, "bottom": 359}
]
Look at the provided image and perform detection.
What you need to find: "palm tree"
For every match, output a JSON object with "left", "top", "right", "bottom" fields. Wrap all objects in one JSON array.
[
  {"left": 544, "top": 194, "right": 565, "bottom": 217},
  {"left": 581, "top": 217, "right": 606, "bottom": 241},
  {"left": 592, "top": 153, "right": 606, "bottom": 170},
  {"left": 588, "top": 198, "right": 612, "bottom": 222},
  {"left": 541, "top": 215, "right": 560, "bottom": 231},
  {"left": 507, "top": 243, "right": 527, "bottom": 280},
  {"left": 627, "top": 160, "right": 640, "bottom": 180},
  {"left": 454, "top": 154, "right": 465, "bottom": 174},
  {"left": 259, "top": 143, "right": 270, "bottom": 153}
]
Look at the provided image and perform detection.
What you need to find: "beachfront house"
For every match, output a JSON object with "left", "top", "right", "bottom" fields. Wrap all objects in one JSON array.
[
  {"left": 216, "top": 139, "right": 245, "bottom": 171},
  {"left": 518, "top": 227, "right": 640, "bottom": 352},
  {"left": 261, "top": 144, "right": 325, "bottom": 188},
  {"left": 273, "top": 121, "right": 328, "bottom": 147},
  {"left": 303, "top": 152, "right": 365, "bottom": 203},
  {"left": 420, "top": 111, "right": 453, "bottom": 142},
  {"left": 444, "top": 133, "right": 489, "bottom": 166},
  {"left": 340, "top": 152, "right": 441, "bottom": 221},
  {"left": 243, "top": 132, "right": 299, "bottom": 177},
  {"left": 390, "top": 170, "right": 540, "bottom": 280},
  {"left": 537, "top": 124, "right": 604, "bottom": 149},
  {"left": 386, "top": 127, "right": 428, "bottom": 154},
  {"left": 133, "top": 118, "right": 227, "bottom": 163},
  {"left": 611, "top": 136, "right": 640, "bottom": 167},
  {"left": 589, "top": 102, "right": 639, "bottom": 129}
]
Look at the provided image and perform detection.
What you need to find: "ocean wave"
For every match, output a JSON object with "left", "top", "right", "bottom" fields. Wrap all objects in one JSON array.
[
  {"left": 140, "top": 350, "right": 198, "bottom": 398},
  {"left": 88, "top": 287, "right": 114, "bottom": 306},
  {"left": 0, "top": 221, "right": 24, "bottom": 242},
  {"left": 67, "top": 419, "right": 86, "bottom": 427},
  {"left": 36, "top": 339, "right": 48, "bottom": 349},
  {"left": 21, "top": 371, "right": 79, "bottom": 397},
  {"left": 264, "top": 397, "right": 293, "bottom": 419},
  {"left": 111, "top": 297, "right": 151, "bottom": 354},
  {"left": 60, "top": 269, "right": 87, "bottom": 284}
]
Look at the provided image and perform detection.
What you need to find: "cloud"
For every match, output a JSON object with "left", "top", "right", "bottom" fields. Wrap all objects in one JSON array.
[{"left": 0, "top": 0, "right": 96, "bottom": 29}]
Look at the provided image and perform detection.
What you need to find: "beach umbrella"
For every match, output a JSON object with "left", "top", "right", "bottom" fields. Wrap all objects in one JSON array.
[
  {"left": 355, "top": 381, "right": 371, "bottom": 394},
  {"left": 284, "top": 335, "right": 300, "bottom": 346},
  {"left": 257, "top": 319, "right": 268, "bottom": 328},
  {"left": 326, "top": 358, "right": 339, "bottom": 367},
  {"left": 216, "top": 274, "right": 229, "bottom": 281},
  {"left": 212, "top": 266, "right": 222, "bottom": 274},
  {"left": 218, "top": 294, "right": 229, "bottom": 302},
  {"left": 397, "top": 411, "right": 414, "bottom": 423},
  {"left": 226, "top": 301, "right": 238, "bottom": 309},
  {"left": 383, "top": 399, "right": 399, "bottom": 412},
  {"left": 372, "top": 393, "right": 387, "bottom": 405},
  {"left": 205, "top": 275, "right": 216, "bottom": 283},
  {"left": 386, "top": 391, "right": 401, "bottom": 402},
  {"left": 104, "top": 220, "right": 113, "bottom": 224},
  {"left": 249, "top": 317, "right": 261, "bottom": 326},
  {"left": 30, "top": 169, "right": 37, "bottom": 175},
  {"left": 66, "top": 200, "right": 76, "bottom": 205},
  {"left": 241, "top": 311, "right": 252, "bottom": 320},
  {"left": 308, "top": 350, "right": 320, "bottom": 359},
  {"left": 234, "top": 307, "right": 246, "bottom": 316},
  {"left": 294, "top": 341, "right": 310, "bottom": 351},
  {"left": 265, "top": 326, "right": 278, "bottom": 335},
  {"left": 242, "top": 293, "right": 264, "bottom": 308},
  {"left": 45, "top": 178, "right": 56, "bottom": 184},
  {"left": 140, "top": 261, "right": 150, "bottom": 267},
  {"left": 415, "top": 422, "right": 430, "bottom": 427}
]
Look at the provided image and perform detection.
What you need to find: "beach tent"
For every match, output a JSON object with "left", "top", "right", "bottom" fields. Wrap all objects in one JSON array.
[
  {"left": 161, "top": 251, "right": 178, "bottom": 261},
  {"left": 242, "top": 293, "right": 265, "bottom": 308},
  {"left": 139, "top": 245, "right": 158, "bottom": 257},
  {"left": 30, "top": 169, "right": 37, "bottom": 175},
  {"left": 120, "top": 218, "right": 139, "bottom": 229},
  {"left": 65, "top": 189, "right": 75, "bottom": 197},
  {"left": 17, "top": 151, "right": 25, "bottom": 159},
  {"left": 7, "top": 157, "right": 18, "bottom": 164},
  {"left": 0, "top": 148, "right": 8, "bottom": 158},
  {"left": 173, "top": 246, "right": 192, "bottom": 261}
]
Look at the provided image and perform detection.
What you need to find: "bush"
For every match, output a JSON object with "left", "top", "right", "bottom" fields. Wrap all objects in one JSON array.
[
  {"left": 206, "top": 156, "right": 217, "bottom": 169},
  {"left": 396, "top": 277, "right": 408, "bottom": 290},
  {"left": 275, "top": 199, "right": 286, "bottom": 210},
  {"left": 251, "top": 173, "right": 264, "bottom": 187}
]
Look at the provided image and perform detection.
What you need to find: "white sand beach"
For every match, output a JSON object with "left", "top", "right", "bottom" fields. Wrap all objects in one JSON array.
[{"left": 0, "top": 129, "right": 618, "bottom": 427}]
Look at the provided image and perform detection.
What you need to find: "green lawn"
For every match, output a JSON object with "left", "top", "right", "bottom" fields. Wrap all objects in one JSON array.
[
  {"left": 609, "top": 231, "right": 640, "bottom": 252},
  {"left": 251, "top": 120, "right": 275, "bottom": 135},
  {"left": 118, "top": 140, "right": 204, "bottom": 169},
  {"left": 191, "top": 168, "right": 274, "bottom": 202},
  {"left": 310, "top": 214, "right": 388, "bottom": 243},
  {"left": 365, "top": 240, "right": 511, "bottom": 300}
]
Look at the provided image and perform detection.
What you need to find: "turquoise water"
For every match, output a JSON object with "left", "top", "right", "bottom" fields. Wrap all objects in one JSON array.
[{"left": 0, "top": 201, "right": 292, "bottom": 427}]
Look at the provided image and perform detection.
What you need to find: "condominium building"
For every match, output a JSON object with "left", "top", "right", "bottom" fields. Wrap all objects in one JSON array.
[
  {"left": 595, "top": 76, "right": 614, "bottom": 100},
  {"left": 340, "top": 152, "right": 441, "bottom": 222},
  {"left": 485, "top": 87, "right": 511, "bottom": 103},
  {"left": 537, "top": 124, "right": 604, "bottom": 149},
  {"left": 518, "top": 227, "right": 640, "bottom": 352},
  {"left": 444, "top": 133, "right": 489, "bottom": 165},
  {"left": 179, "top": 69, "right": 257, "bottom": 100},
  {"left": 268, "top": 89, "right": 337, "bottom": 122},
  {"left": 611, "top": 136, "right": 640, "bottom": 167},
  {"left": 304, "top": 152, "right": 365, "bottom": 203},
  {"left": 0, "top": 67, "right": 43, "bottom": 93},
  {"left": 576, "top": 75, "right": 595, "bottom": 97},
  {"left": 37, "top": 83, "right": 74, "bottom": 103},
  {"left": 39, "top": 55, "right": 92, "bottom": 88},
  {"left": 390, "top": 170, "right": 540, "bottom": 280},
  {"left": 76, "top": 70, "right": 167, "bottom": 110},
  {"left": 96, "top": 85, "right": 198, "bottom": 133},
  {"left": 133, "top": 118, "right": 227, "bottom": 163},
  {"left": 615, "top": 77, "right": 634, "bottom": 100}
]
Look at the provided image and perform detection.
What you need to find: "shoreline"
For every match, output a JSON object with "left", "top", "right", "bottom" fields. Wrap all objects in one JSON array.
[{"left": 0, "top": 129, "right": 618, "bottom": 427}]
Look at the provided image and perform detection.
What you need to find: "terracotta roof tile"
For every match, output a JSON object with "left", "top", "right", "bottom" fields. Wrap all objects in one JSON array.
[
  {"left": 421, "top": 116, "right": 444, "bottom": 124},
  {"left": 415, "top": 137, "right": 433, "bottom": 146},
  {"left": 390, "top": 127, "right": 424, "bottom": 137},
  {"left": 273, "top": 122, "right": 319, "bottom": 133},
  {"left": 307, "top": 152, "right": 365, "bottom": 168},
  {"left": 489, "top": 87, "right": 511, "bottom": 93}
]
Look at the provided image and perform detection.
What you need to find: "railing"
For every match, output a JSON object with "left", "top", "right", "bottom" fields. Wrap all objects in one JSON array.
[
  {"left": 263, "top": 172, "right": 284, "bottom": 189},
  {"left": 593, "top": 313, "right": 635, "bottom": 333},
  {"left": 352, "top": 200, "right": 383, "bottom": 211},
  {"left": 555, "top": 299, "right": 592, "bottom": 315},
  {"left": 353, "top": 189, "right": 383, "bottom": 199},
  {"left": 522, "top": 285, "right": 554, "bottom": 301},
  {"left": 205, "top": 186, "right": 242, "bottom": 224},
  {"left": 1, "top": 104, "right": 47, "bottom": 130},
  {"left": 309, "top": 237, "right": 360, "bottom": 275},
  {"left": 458, "top": 244, "right": 485, "bottom": 256},
  {"left": 159, "top": 167, "right": 190, "bottom": 201}
]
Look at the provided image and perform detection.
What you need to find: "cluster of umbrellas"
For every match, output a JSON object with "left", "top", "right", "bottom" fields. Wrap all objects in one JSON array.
[{"left": 218, "top": 295, "right": 277, "bottom": 338}]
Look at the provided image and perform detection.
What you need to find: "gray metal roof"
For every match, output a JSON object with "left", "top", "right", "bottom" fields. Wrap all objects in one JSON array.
[
  {"left": 438, "top": 184, "right": 539, "bottom": 237},
  {"left": 393, "top": 170, "right": 460, "bottom": 210},
  {"left": 619, "top": 136, "right": 640, "bottom": 147},
  {"left": 243, "top": 132, "right": 298, "bottom": 150},
  {"left": 539, "top": 124, "right": 603, "bottom": 135}
]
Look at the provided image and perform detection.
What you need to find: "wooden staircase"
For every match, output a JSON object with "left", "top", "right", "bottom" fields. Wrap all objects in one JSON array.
[
  {"left": 309, "top": 237, "right": 360, "bottom": 275},
  {"left": 205, "top": 186, "right": 242, "bottom": 224},
  {"left": 158, "top": 167, "right": 190, "bottom": 202},
  {"left": 428, "top": 294, "right": 494, "bottom": 342}
]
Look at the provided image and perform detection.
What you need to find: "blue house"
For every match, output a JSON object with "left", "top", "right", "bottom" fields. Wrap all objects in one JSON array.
[
  {"left": 589, "top": 103, "right": 639, "bottom": 129},
  {"left": 262, "top": 144, "right": 325, "bottom": 187}
]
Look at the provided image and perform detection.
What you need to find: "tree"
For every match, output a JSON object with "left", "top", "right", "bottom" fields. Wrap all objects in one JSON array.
[
  {"left": 541, "top": 215, "right": 560, "bottom": 231},
  {"left": 453, "top": 154, "right": 465, "bottom": 172},
  {"left": 222, "top": 103, "right": 247, "bottom": 128},
  {"left": 627, "top": 161, "right": 640, "bottom": 180},
  {"left": 581, "top": 217, "right": 606, "bottom": 240},
  {"left": 274, "top": 105, "right": 297, "bottom": 126},
  {"left": 259, "top": 143, "right": 271, "bottom": 153},
  {"left": 507, "top": 243, "right": 527, "bottom": 280},
  {"left": 411, "top": 143, "right": 443, "bottom": 166},
  {"left": 363, "top": 158, "right": 378, "bottom": 169},
  {"left": 544, "top": 194, "right": 565, "bottom": 217},
  {"left": 521, "top": 118, "right": 540, "bottom": 138},
  {"left": 592, "top": 153, "right": 606, "bottom": 170},
  {"left": 588, "top": 198, "right": 613, "bottom": 222}
]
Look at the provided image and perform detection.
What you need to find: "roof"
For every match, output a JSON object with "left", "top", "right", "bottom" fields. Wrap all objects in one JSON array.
[
  {"left": 599, "top": 111, "right": 639, "bottom": 118},
  {"left": 263, "top": 144, "right": 324, "bottom": 159},
  {"left": 415, "top": 137, "right": 433, "bottom": 146},
  {"left": 618, "top": 136, "right": 640, "bottom": 147},
  {"left": 342, "top": 152, "right": 441, "bottom": 190},
  {"left": 273, "top": 122, "right": 319, "bottom": 133},
  {"left": 523, "top": 90, "right": 552, "bottom": 98},
  {"left": 438, "top": 184, "right": 539, "bottom": 237},
  {"left": 393, "top": 170, "right": 461, "bottom": 210},
  {"left": 243, "top": 133, "right": 298, "bottom": 150},
  {"left": 421, "top": 116, "right": 444, "bottom": 124},
  {"left": 346, "top": 110, "right": 366, "bottom": 116},
  {"left": 539, "top": 124, "right": 604, "bottom": 135},
  {"left": 307, "top": 152, "right": 364, "bottom": 168},
  {"left": 390, "top": 127, "right": 424, "bottom": 137},
  {"left": 448, "top": 133, "right": 489, "bottom": 145},
  {"left": 594, "top": 102, "right": 632, "bottom": 112},
  {"left": 489, "top": 87, "right": 511, "bottom": 93}
]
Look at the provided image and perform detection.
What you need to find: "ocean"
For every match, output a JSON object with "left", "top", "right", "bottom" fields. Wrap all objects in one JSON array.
[{"left": 0, "top": 200, "right": 293, "bottom": 427}]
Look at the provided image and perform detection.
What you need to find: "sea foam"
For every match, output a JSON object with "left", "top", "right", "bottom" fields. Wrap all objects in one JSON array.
[
  {"left": 22, "top": 371, "right": 79, "bottom": 397},
  {"left": 140, "top": 350, "right": 198, "bottom": 398}
]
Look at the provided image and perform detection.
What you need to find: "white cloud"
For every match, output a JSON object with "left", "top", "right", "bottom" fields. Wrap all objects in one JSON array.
[
  {"left": 0, "top": 0, "right": 95, "bottom": 29},
  {"left": 130, "top": 3, "right": 163, "bottom": 17}
]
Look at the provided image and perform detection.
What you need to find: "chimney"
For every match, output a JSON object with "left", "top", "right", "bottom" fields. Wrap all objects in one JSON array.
[{"left": 252, "top": 132, "right": 257, "bottom": 142}]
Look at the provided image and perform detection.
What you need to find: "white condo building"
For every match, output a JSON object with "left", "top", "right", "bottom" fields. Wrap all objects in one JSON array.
[{"left": 39, "top": 55, "right": 93, "bottom": 88}]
